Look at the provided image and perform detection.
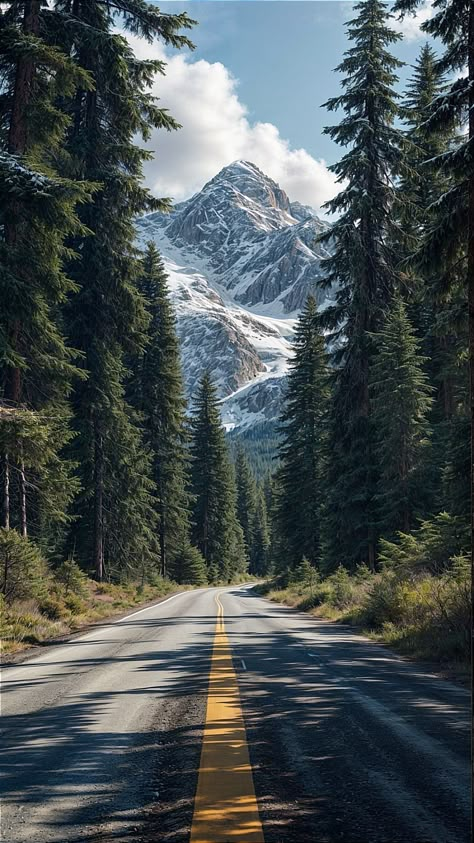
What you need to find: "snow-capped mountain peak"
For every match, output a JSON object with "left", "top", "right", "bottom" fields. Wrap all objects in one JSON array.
[{"left": 136, "top": 161, "right": 333, "bottom": 438}]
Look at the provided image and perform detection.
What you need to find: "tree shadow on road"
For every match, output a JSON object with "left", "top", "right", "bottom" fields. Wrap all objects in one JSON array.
[{"left": 1, "top": 591, "right": 470, "bottom": 843}]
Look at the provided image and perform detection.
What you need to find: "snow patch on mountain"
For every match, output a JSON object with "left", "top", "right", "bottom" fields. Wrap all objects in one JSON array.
[
  {"left": 136, "top": 160, "right": 332, "bottom": 435},
  {"left": 163, "top": 258, "right": 295, "bottom": 398}
]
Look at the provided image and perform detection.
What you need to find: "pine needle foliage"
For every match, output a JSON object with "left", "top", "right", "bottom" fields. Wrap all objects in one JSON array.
[
  {"left": 251, "top": 484, "right": 271, "bottom": 577},
  {"left": 0, "top": 527, "right": 49, "bottom": 602},
  {"left": 190, "top": 373, "right": 246, "bottom": 583},
  {"left": 370, "top": 298, "right": 433, "bottom": 537},
  {"left": 55, "top": 1, "right": 195, "bottom": 579},
  {"left": 172, "top": 540, "right": 207, "bottom": 586},
  {"left": 393, "top": 0, "right": 471, "bottom": 268},
  {"left": 317, "top": 0, "right": 407, "bottom": 570},
  {"left": 276, "top": 296, "right": 329, "bottom": 570},
  {"left": 235, "top": 445, "right": 257, "bottom": 563},
  {"left": 131, "top": 242, "right": 192, "bottom": 579},
  {"left": 0, "top": 2, "right": 94, "bottom": 548},
  {"left": 393, "top": 0, "right": 471, "bottom": 533}
]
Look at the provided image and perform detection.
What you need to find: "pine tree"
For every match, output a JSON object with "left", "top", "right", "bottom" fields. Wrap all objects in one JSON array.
[
  {"left": 55, "top": 1, "right": 195, "bottom": 579},
  {"left": 235, "top": 446, "right": 257, "bottom": 562},
  {"left": 0, "top": 525, "right": 49, "bottom": 603},
  {"left": 397, "top": 44, "right": 467, "bottom": 518},
  {"left": 370, "top": 298, "right": 433, "bottom": 537},
  {"left": 394, "top": 0, "right": 471, "bottom": 536},
  {"left": 262, "top": 472, "right": 278, "bottom": 574},
  {"left": 276, "top": 296, "right": 329, "bottom": 570},
  {"left": 190, "top": 373, "right": 246, "bottom": 583},
  {"left": 398, "top": 44, "right": 450, "bottom": 269},
  {"left": 131, "top": 243, "right": 191, "bottom": 579},
  {"left": 172, "top": 540, "right": 207, "bottom": 586},
  {"left": 250, "top": 484, "right": 271, "bottom": 577},
  {"left": 0, "top": 2, "right": 93, "bottom": 548},
  {"left": 318, "top": 0, "right": 406, "bottom": 570}
]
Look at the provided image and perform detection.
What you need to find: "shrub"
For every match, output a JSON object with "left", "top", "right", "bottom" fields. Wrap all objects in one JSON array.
[
  {"left": 353, "top": 563, "right": 372, "bottom": 583},
  {"left": 418, "top": 514, "right": 469, "bottom": 574},
  {"left": 433, "top": 555, "right": 470, "bottom": 656},
  {"left": 0, "top": 529, "right": 50, "bottom": 603},
  {"left": 290, "top": 558, "right": 320, "bottom": 589},
  {"left": 360, "top": 570, "right": 406, "bottom": 627},
  {"left": 38, "top": 593, "right": 67, "bottom": 620},
  {"left": 64, "top": 593, "right": 86, "bottom": 615},
  {"left": 326, "top": 565, "right": 353, "bottom": 609},
  {"left": 379, "top": 512, "right": 469, "bottom": 577},
  {"left": 55, "top": 559, "right": 88, "bottom": 597}
]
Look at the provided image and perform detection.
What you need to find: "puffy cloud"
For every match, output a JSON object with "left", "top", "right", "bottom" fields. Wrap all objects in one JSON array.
[
  {"left": 392, "top": 0, "right": 434, "bottom": 42},
  {"left": 128, "top": 36, "right": 337, "bottom": 212}
]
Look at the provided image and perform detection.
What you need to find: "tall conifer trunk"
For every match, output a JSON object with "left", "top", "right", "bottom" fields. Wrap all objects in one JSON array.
[
  {"left": 2, "top": 455, "right": 10, "bottom": 530},
  {"left": 158, "top": 470, "right": 166, "bottom": 579},
  {"left": 468, "top": 0, "right": 474, "bottom": 641},
  {"left": 2, "top": 3, "right": 40, "bottom": 525},
  {"left": 94, "top": 424, "right": 104, "bottom": 581},
  {"left": 8, "top": 2, "right": 40, "bottom": 155},
  {"left": 19, "top": 460, "right": 27, "bottom": 538}
]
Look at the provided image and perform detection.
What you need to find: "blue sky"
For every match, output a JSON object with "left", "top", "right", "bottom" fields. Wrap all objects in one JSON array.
[{"left": 139, "top": 2, "right": 435, "bottom": 211}]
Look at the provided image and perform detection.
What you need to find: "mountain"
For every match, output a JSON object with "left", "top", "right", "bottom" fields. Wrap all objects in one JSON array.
[{"left": 136, "top": 161, "right": 332, "bottom": 445}]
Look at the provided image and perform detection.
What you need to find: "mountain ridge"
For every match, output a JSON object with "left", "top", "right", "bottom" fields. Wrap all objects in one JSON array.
[{"left": 136, "top": 160, "right": 332, "bottom": 437}]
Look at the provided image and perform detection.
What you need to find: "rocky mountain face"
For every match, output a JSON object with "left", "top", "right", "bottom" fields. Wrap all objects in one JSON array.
[{"left": 136, "top": 161, "right": 332, "bottom": 438}]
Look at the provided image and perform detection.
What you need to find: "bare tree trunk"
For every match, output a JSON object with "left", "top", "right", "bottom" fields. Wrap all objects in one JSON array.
[
  {"left": 94, "top": 426, "right": 104, "bottom": 581},
  {"left": 2, "top": 454, "right": 10, "bottom": 531},
  {"left": 19, "top": 459, "right": 27, "bottom": 538}
]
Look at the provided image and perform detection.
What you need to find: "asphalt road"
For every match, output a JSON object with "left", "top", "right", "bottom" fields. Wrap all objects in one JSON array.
[{"left": 1, "top": 585, "right": 471, "bottom": 843}]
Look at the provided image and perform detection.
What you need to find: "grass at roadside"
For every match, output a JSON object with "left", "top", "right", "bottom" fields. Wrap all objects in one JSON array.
[
  {"left": 1, "top": 576, "right": 183, "bottom": 657},
  {"left": 256, "top": 561, "right": 469, "bottom": 679},
  {"left": 1, "top": 567, "right": 259, "bottom": 658}
]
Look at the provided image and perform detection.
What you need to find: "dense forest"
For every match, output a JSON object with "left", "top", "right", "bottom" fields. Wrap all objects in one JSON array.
[
  {"left": 0, "top": 1, "right": 471, "bottom": 661},
  {"left": 266, "top": 0, "right": 471, "bottom": 662}
]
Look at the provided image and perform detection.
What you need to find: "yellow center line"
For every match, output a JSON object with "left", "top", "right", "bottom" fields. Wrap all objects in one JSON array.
[{"left": 189, "top": 593, "right": 264, "bottom": 843}]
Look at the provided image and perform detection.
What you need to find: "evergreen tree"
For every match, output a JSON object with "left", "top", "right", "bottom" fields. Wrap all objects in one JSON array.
[
  {"left": 0, "top": 525, "right": 49, "bottom": 603},
  {"left": 250, "top": 484, "right": 271, "bottom": 577},
  {"left": 131, "top": 242, "right": 191, "bottom": 579},
  {"left": 370, "top": 298, "right": 433, "bottom": 537},
  {"left": 318, "top": 0, "right": 406, "bottom": 570},
  {"left": 276, "top": 296, "right": 329, "bottom": 570},
  {"left": 56, "top": 1, "right": 194, "bottom": 579},
  {"left": 397, "top": 45, "right": 467, "bottom": 518},
  {"left": 394, "top": 0, "right": 471, "bottom": 535},
  {"left": 262, "top": 472, "right": 278, "bottom": 573},
  {"left": 172, "top": 540, "right": 207, "bottom": 586},
  {"left": 235, "top": 445, "right": 257, "bottom": 562},
  {"left": 190, "top": 373, "right": 246, "bottom": 583},
  {"left": 397, "top": 43, "right": 450, "bottom": 273},
  {"left": 0, "top": 2, "right": 93, "bottom": 547},
  {"left": 392, "top": 1, "right": 471, "bottom": 262}
]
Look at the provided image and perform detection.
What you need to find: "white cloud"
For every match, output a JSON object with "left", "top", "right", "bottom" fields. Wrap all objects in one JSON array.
[
  {"left": 128, "top": 36, "right": 337, "bottom": 213},
  {"left": 392, "top": 0, "right": 434, "bottom": 42}
]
